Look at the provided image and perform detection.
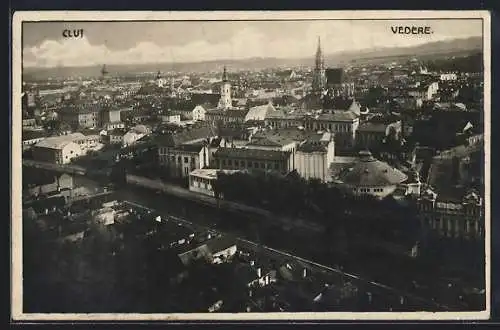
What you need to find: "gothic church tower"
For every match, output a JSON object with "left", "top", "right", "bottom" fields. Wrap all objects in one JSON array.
[{"left": 312, "top": 37, "right": 326, "bottom": 94}]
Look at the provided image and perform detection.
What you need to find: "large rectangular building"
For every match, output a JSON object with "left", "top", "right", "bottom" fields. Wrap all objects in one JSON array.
[
  {"left": 294, "top": 133, "right": 335, "bottom": 182},
  {"left": 303, "top": 112, "right": 359, "bottom": 149},
  {"left": 213, "top": 147, "right": 293, "bottom": 174},
  {"left": 158, "top": 143, "right": 210, "bottom": 178},
  {"left": 58, "top": 104, "right": 101, "bottom": 129},
  {"left": 32, "top": 135, "right": 83, "bottom": 164}
]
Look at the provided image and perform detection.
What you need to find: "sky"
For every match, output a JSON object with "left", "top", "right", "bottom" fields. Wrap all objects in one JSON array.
[{"left": 22, "top": 19, "right": 483, "bottom": 68}]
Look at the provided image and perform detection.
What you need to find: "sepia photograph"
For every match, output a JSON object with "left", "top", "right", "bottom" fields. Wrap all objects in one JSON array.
[{"left": 11, "top": 11, "right": 490, "bottom": 321}]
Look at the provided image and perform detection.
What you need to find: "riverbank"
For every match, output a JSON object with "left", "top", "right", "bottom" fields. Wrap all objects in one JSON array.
[{"left": 125, "top": 174, "right": 324, "bottom": 233}]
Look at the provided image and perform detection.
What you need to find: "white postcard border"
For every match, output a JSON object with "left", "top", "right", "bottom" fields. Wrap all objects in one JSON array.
[{"left": 11, "top": 10, "right": 492, "bottom": 321}]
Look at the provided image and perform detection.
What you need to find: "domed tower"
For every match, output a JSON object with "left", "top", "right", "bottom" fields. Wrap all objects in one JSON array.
[
  {"left": 218, "top": 66, "right": 232, "bottom": 110},
  {"left": 336, "top": 150, "right": 408, "bottom": 199},
  {"left": 312, "top": 37, "right": 326, "bottom": 94},
  {"left": 101, "top": 64, "right": 109, "bottom": 80}
]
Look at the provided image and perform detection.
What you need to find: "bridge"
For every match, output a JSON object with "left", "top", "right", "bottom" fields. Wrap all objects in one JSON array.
[{"left": 23, "top": 159, "right": 88, "bottom": 176}]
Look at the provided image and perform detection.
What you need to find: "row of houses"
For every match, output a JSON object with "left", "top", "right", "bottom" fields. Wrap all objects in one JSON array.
[
  {"left": 25, "top": 123, "right": 152, "bottom": 165},
  {"left": 57, "top": 104, "right": 129, "bottom": 129}
]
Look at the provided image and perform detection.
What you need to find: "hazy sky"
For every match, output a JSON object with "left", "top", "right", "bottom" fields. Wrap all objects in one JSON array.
[{"left": 23, "top": 19, "right": 483, "bottom": 68}]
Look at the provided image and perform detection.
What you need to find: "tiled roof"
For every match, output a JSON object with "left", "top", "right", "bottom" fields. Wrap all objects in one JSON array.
[
  {"left": 34, "top": 133, "right": 85, "bottom": 150},
  {"left": 296, "top": 141, "right": 328, "bottom": 153},
  {"left": 245, "top": 103, "right": 276, "bottom": 122},
  {"left": 214, "top": 147, "right": 290, "bottom": 161},
  {"left": 247, "top": 137, "right": 284, "bottom": 148},
  {"left": 357, "top": 123, "right": 388, "bottom": 133},
  {"left": 337, "top": 151, "right": 408, "bottom": 186},
  {"left": 154, "top": 125, "right": 215, "bottom": 147},
  {"left": 206, "top": 108, "right": 248, "bottom": 117},
  {"left": 173, "top": 143, "right": 205, "bottom": 153},
  {"left": 251, "top": 128, "right": 313, "bottom": 144},
  {"left": 306, "top": 111, "right": 358, "bottom": 122}
]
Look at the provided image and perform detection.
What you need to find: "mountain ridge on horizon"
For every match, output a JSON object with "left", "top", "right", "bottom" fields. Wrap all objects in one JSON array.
[{"left": 23, "top": 36, "right": 482, "bottom": 79}]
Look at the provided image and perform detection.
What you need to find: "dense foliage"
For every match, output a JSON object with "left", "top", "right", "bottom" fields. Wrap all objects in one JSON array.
[{"left": 213, "top": 170, "right": 420, "bottom": 246}]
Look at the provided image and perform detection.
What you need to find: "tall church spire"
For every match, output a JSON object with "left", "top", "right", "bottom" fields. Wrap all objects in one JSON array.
[
  {"left": 315, "top": 36, "right": 324, "bottom": 70},
  {"left": 312, "top": 36, "right": 326, "bottom": 94}
]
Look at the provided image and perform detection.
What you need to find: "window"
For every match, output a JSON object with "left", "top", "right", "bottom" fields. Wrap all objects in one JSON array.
[
  {"left": 234, "top": 160, "right": 239, "bottom": 167},
  {"left": 274, "top": 163, "right": 279, "bottom": 170},
  {"left": 228, "top": 159, "right": 233, "bottom": 166},
  {"left": 248, "top": 162, "right": 252, "bottom": 168},
  {"left": 254, "top": 162, "right": 259, "bottom": 168},
  {"left": 260, "top": 162, "right": 265, "bottom": 169},
  {"left": 191, "top": 157, "right": 195, "bottom": 164},
  {"left": 222, "top": 159, "right": 226, "bottom": 165}
]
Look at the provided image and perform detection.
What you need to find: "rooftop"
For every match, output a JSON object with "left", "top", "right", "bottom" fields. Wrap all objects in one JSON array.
[
  {"left": 357, "top": 122, "right": 389, "bottom": 133},
  {"left": 214, "top": 147, "right": 291, "bottom": 162},
  {"left": 307, "top": 111, "right": 358, "bottom": 122},
  {"left": 34, "top": 133, "right": 85, "bottom": 150},
  {"left": 245, "top": 103, "right": 276, "bottom": 122},
  {"left": 190, "top": 168, "right": 243, "bottom": 179},
  {"left": 206, "top": 109, "right": 248, "bottom": 117},
  {"left": 251, "top": 128, "right": 315, "bottom": 145},
  {"left": 296, "top": 141, "right": 328, "bottom": 153},
  {"left": 172, "top": 143, "right": 205, "bottom": 153},
  {"left": 154, "top": 125, "right": 215, "bottom": 147},
  {"left": 337, "top": 151, "right": 408, "bottom": 186}
]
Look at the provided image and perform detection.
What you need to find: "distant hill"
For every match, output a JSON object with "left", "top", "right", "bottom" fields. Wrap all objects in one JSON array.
[{"left": 23, "top": 36, "right": 482, "bottom": 80}]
